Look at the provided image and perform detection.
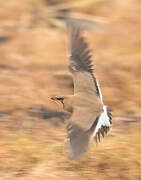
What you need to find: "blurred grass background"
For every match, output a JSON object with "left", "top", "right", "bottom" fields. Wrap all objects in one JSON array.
[{"left": 0, "top": 0, "right": 141, "bottom": 179}]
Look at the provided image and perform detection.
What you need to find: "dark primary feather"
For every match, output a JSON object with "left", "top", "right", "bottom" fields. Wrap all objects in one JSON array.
[
  {"left": 107, "top": 107, "right": 112, "bottom": 124},
  {"left": 68, "top": 25, "right": 101, "bottom": 97},
  {"left": 69, "top": 26, "right": 93, "bottom": 73}
]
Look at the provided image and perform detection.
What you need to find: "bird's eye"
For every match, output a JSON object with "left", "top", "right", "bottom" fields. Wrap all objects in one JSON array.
[{"left": 54, "top": 97, "right": 58, "bottom": 101}]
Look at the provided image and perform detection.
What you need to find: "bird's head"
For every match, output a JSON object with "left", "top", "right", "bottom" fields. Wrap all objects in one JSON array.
[{"left": 50, "top": 96, "right": 65, "bottom": 108}]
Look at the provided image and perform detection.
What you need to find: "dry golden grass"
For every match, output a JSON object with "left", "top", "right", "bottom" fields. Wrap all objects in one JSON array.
[{"left": 0, "top": 0, "right": 141, "bottom": 179}]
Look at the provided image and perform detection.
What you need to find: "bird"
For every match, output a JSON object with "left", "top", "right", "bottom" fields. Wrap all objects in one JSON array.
[{"left": 51, "top": 24, "right": 112, "bottom": 160}]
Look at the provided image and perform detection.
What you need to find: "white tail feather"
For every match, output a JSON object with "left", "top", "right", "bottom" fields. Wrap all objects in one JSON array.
[{"left": 93, "top": 106, "right": 111, "bottom": 137}]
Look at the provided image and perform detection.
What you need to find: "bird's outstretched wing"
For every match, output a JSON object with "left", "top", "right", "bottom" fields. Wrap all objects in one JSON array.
[
  {"left": 68, "top": 24, "right": 103, "bottom": 130},
  {"left": 66, "top": 24, "right": 112, "bottom": 160}
]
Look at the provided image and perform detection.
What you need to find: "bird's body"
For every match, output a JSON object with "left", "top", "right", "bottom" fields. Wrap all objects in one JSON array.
[
  {"left": 63, "top": 95, "right": 74, "bottom": 113},
  {"left": 51, "top": 24, "right": 112, "bottom": 160}
]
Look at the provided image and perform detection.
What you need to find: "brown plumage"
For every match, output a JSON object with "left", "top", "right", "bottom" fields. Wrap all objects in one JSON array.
[{"left": 51, "top": 24, "right": 112, "bottom": 160}]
